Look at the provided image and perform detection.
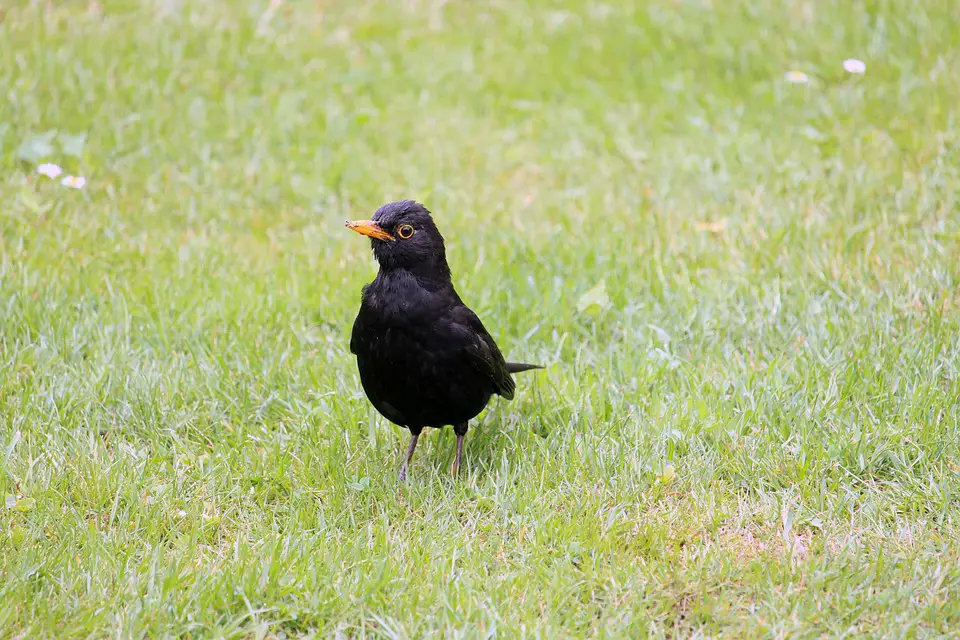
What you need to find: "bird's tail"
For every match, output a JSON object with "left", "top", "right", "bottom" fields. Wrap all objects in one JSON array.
[{"left": 506, "top": 362, "right": 543, "bottom": 374}]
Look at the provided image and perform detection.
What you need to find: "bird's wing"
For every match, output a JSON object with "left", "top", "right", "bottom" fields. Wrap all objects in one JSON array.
[
  {"left": 448, "top": 305, "right": 516, "bottom": 400},
  {"left": 350, "top": 283, "right": 374, "bottom": 355},
  {"left": 350, "top": 304, "right": 368, "bottom": 355},
  {"left": 349, "top": 314, "right": 360, "bottom": 355}
]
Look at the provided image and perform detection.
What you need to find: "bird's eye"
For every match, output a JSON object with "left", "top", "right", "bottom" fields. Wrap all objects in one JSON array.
[{"left": 397, "top": 224, "right": 415, "bottom": 239}]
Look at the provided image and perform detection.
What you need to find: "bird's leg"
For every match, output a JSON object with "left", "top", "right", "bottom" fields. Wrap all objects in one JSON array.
[
  {"left": 399, "top": 429, "right": 421, "bottom": 481},
  {"left": 451, "top": 423, "right": 468, "bottom": 477},
  {"left": 452, "top": 434, "right": 464, "bottom": 476}
]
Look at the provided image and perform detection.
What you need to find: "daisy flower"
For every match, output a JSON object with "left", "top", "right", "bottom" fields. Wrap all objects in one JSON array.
[
  {"left": 61, "top": 175, "right": 86, "bottom": 189},
  {"left": 784, "top": 70, "right": 810, "bottom": 84},
  {"left": 843, "top": 59, "right": 866, "bottom": 74},
  {"left": 37, "top": 163, "right": 63, "bottom": 179}
]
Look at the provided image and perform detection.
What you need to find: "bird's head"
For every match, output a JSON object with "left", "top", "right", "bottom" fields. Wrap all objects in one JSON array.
[{"left": 345, "top": 200, "right": 450, "bottom": 276}]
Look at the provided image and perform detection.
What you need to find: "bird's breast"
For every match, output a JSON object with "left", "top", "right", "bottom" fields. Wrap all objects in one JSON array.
[{"left": 351, "top": 281, "right": 492, "bottom": 427}]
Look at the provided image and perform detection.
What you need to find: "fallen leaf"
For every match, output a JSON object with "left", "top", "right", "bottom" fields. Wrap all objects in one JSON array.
[
  {"left": 17, "top": 131, "right": 57, "bottom": 163},
  {"left": 14, "top": 497, "right": 36, "bottom": 512},
  {"left": 9, "top": 525, "right": 27, "bottom": 546},
  {"left": 60, "top": 132, "right": 87, "bottom": 158},
  {"left": 577, "top": 279, "right": 611, "bottom": 315}
]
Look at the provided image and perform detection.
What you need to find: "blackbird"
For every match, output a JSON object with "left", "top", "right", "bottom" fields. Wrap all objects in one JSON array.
[{"left": 345, "top": 200, "right": 541, "bottom": 480}]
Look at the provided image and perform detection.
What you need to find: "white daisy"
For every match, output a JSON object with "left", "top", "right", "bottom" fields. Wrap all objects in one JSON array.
[
  {"left": 61, "top": 175, "right": 86, "bottom": 189},
  {"left": 37, "top": 163, "right": 63, "bottom": 179},
  {"left": 784, "top": 70, "right": 809, "bottom": 84},
  {"left": 843, "top": 59, "right": 866, "bottom": 74}
]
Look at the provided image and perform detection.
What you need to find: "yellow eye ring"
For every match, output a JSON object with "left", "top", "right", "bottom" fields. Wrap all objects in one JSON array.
[{"left": 397, "top": 224, "right": 415, "bottom": 239}]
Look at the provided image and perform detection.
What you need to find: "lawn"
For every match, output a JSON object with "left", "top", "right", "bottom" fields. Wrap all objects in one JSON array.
[{"left": 2, "top": 0, "right": 960, "bottom": 636}]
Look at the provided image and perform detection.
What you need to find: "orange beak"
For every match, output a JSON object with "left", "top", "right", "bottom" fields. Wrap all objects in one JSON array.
[{"left": 344, "top": 219, "right": 395, "bottom": 241}]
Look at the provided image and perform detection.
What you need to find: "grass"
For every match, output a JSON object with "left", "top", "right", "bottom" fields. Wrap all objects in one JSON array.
[{"left": 2, "top": 0, "right": 960, "bottom": 636}]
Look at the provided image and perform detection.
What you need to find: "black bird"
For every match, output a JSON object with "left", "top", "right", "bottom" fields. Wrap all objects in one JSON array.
[{"left": 345, "top": 200, "right": 541, "bottom": 480}]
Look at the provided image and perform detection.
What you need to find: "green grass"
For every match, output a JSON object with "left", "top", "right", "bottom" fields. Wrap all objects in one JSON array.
[{"left": 2, "top": 0, "right": 960, "bottom": 636}]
